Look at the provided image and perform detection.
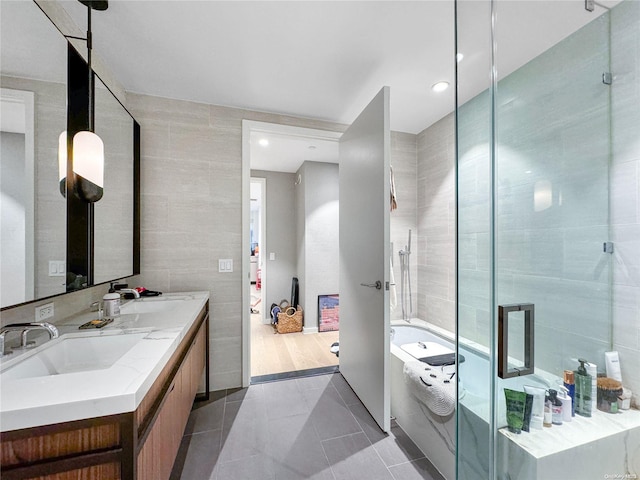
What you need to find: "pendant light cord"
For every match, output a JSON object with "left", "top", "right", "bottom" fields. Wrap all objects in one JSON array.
[{"left": 87, "top": 5, "right": 93, "bottom": 132}]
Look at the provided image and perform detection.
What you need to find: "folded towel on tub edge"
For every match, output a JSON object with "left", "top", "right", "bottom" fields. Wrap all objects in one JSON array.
[{"left": 403, "top": 361, "right": 455, "bottom": 417}]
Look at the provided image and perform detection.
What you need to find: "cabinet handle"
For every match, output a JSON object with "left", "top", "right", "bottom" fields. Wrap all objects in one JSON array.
[{"left": 498, "top": 303, "right": 535, "bottom": 379}]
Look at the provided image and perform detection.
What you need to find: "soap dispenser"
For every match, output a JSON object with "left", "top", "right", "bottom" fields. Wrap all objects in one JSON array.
[{"left": 575, "top": 359, "right": 592, "bottom": 417}]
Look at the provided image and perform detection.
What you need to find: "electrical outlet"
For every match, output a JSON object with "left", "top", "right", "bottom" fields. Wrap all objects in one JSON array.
[{"left": 35, "top": 302, "right": 54, "bottom": 321}]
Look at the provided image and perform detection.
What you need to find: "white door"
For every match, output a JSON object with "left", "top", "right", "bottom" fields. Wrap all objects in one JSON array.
[{"left": 339, "top": 87, "right": 390, "bottom": 433}]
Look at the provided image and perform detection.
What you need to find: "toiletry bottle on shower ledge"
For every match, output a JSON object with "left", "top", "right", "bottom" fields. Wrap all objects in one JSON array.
[
  {"left": 563, "top": 370, "right": 576, "bottom": 416},
  {"left": 575, "top": 358, "right": 592, "bottom": 417},
  {"left": 548, "top": 389, "right": 563, "bottom": 425}
]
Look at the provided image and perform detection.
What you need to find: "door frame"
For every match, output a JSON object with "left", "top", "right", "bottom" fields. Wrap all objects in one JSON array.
[{"left": 241, "top": 120, "right": 342, "bottom": 387}]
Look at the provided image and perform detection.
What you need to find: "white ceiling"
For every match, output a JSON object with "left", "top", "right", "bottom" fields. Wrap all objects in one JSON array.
[
  {"left": 3, "top": 0, "right": 619, "bottom": 171},
  {"left": 54, "top": 0, "right": 616, "bottom": 136}
]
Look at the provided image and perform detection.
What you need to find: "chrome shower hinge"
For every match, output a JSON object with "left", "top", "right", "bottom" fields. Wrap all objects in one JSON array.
[
  {"left": 585, "top": 0, "right": 595, "bottom": 12},
  {"left": 603, "top": 72, "right": 612, "bottom": 85},
  {"left": 603, "top": 242, "right": 614, "bottom": 254}
]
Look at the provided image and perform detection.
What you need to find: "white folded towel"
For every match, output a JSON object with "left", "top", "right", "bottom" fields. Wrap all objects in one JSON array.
[{"left": 403, "top": 361, "right": 455, "bottom": 417}]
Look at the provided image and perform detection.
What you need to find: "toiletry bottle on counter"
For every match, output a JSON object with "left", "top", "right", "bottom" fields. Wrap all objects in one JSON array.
[
  {"left": 563, "top": 370, "right": 576, "bottom": 416},
  {"left": 575, "top": 359, "right": 592, "bottom": 417},
  {"left": 548, "top": 389, "right": 563, "bottom": 425},
  {"left": 103, "top": 292, "right": 120, "bottom": 319}
]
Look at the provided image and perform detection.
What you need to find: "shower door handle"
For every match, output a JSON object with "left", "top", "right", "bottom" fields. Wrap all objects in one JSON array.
[
  {"left": 360, "top": 281, "right": 382, "bottom": 290},
  {"left": 498, "top": 303, "right": 535, "bottom": 379}
]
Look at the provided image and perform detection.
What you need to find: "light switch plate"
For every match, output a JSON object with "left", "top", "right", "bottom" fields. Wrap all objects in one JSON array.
[
  {"left": 218, "top": 259, "right": 233, "bottom": 273},
  {"left": 48, "top": 260, "right": 65, "bottom": 277},
  {"left": 269, "top": 252, "right": 276, "bottom": 261}
]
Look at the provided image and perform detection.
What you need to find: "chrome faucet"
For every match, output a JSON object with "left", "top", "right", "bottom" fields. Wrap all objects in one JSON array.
[
  {"left": 0, "top": 322, "right": 59, "bottom": 356},
  {"left": 118, "top": 288, "right": 140, "bottom": 299}
]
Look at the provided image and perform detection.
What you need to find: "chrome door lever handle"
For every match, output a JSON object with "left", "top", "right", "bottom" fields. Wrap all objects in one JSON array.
[{"left": 360, "top": 281, "right": 382, "bottom": 290}]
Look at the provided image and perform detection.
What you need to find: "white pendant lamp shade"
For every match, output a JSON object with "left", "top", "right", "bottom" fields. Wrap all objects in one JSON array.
[
  {"left": 73, "top": 130, "right": 104, "bottom": 202},
  {"left": 58, "top": 131, "right": 67, "bottom": 197}
]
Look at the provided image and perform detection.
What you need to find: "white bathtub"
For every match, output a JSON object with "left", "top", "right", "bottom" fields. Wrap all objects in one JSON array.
[{"left": 390, "top": 321, "right": 457, "bottom": 480}]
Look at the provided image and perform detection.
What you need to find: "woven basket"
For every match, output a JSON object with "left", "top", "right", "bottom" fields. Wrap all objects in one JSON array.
[{"left": 277, "top": 306, "right": 303, "bottom": 334}]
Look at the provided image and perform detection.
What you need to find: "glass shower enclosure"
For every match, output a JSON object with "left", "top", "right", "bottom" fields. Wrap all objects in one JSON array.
[{"left": 456, "top": 1, "right": 640, "bottom": 478}]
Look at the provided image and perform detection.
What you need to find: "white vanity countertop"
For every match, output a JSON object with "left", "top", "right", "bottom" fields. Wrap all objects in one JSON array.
[{"left": 0, "top": 291, "right": 209, "bottom": 432}]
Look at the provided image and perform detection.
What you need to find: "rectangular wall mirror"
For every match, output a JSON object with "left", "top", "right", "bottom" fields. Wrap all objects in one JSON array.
[
  {"left": 0, "top": 1, "right": 140, "bottom": 310},
  {"left": 1, "top": 0, "right": 68, "bottom": 307}
]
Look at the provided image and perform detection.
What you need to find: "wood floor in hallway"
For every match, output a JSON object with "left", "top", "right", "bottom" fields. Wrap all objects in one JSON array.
[{"left": 250, "top": 310, "right": 339, "bottom": 377}]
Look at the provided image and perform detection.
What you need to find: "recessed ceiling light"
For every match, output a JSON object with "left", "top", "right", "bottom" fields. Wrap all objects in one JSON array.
[
  {"left": 525, "top": 170, "right": 532, "bottom": 174},
  {"left": 456, "top": 53, "right": 464, "bottom": 63},
  {"left": 258, "top": 138, "right": 269, "bottom": 147},
  {"left": 431, "top": 81, "right": 449, "bottom": 93}
]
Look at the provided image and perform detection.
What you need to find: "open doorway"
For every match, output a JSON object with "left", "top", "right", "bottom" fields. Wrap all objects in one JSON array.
[{"left": 242, "top": 121, "right": 342, "bottom": 385}]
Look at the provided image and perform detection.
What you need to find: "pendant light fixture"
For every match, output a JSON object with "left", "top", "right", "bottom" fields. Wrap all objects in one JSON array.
[{"left": 60, "top": 0, "right": 109, "bottom": 202}]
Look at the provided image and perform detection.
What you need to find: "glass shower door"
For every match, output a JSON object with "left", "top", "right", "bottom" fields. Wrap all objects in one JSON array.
[{"left": 456, "top": 1, "right": 615, "bottom": 478}]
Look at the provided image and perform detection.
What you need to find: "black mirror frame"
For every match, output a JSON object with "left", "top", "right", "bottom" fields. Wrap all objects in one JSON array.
[{"left": 66, "top": 43, "right": 140, "bottom": 293}]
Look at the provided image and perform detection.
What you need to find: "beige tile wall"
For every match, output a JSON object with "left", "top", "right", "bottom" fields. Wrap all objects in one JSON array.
[
  {"left": 127, "top": 93, "right": 351, "bottom": 389},
  {"left": 390, "top": 132, "right": 419, "bottom": 321},
  {"left": 416, "top": 113, "right": 456, "bottom": 332}
]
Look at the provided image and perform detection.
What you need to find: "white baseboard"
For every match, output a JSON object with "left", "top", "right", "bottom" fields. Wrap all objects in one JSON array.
[{"left": 303, "top": 326, "right": 318, "bottom": 334}]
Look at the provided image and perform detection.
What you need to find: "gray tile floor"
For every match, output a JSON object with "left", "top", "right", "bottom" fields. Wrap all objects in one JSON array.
[{"left": 170, "top": 373, "right": 445, "bottom": 480}]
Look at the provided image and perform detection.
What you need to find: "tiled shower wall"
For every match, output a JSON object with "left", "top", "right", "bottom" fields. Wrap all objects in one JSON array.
[
  {"left": 423, "top": 6, "right": 640, "bottom": 390},
  {"left": 390, "top": 132, "right": 418, "bottom": 322}
]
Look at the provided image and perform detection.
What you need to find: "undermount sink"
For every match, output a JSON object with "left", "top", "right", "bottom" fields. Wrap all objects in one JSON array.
[
  {"left": 1, "top": 332, "right": 148, "bottom": 381},
  {"left": 120, "top": 298, "right": 186, "bottom": 314}
]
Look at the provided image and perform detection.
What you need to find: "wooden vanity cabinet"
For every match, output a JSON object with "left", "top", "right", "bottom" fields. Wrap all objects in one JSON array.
[
  {"left": 0, "top": 302, "right": 209, "bottom": 480},
  {"left": 136, "top": 307, "right": 208, "bottom": 480}
]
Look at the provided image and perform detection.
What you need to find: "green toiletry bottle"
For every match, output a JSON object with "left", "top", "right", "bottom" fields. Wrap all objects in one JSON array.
[{"left": 575, "top": 358, "right": 592, "bottom": 417}]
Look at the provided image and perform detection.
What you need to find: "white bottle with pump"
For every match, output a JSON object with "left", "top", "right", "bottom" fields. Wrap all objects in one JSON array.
[{"left": 557, "top": 385, "right": 572, "bottom": 423}]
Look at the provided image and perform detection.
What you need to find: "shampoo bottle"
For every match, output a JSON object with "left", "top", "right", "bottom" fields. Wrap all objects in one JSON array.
[{"left": 575, "top": 359, "right": 592, "bottom": 417}]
